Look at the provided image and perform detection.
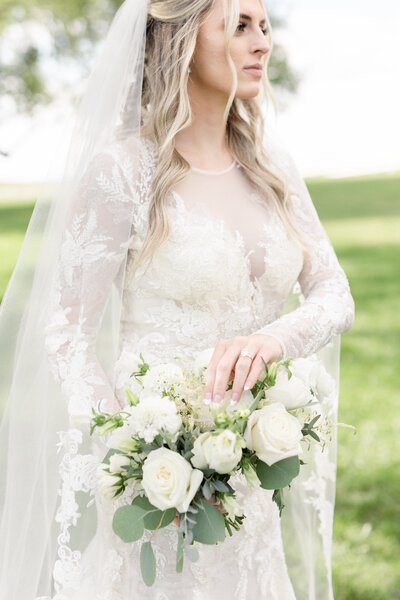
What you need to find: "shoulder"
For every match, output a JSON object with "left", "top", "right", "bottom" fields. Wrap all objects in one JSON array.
[{"left": 81, "top": 135, "right": 158, "bottom": 196}]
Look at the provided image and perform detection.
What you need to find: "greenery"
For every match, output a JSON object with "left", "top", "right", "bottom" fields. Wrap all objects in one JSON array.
[{"left": 0, "top": 171, "right": 399, "bottom": 598}]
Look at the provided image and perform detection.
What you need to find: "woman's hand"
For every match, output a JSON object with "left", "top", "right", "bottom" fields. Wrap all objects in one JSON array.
[
  {"left": 203, "top": 334, "right": 283, "bottom": 404},
  {"left": 173, "top": 492, "right": 226, "bottom": 526}
]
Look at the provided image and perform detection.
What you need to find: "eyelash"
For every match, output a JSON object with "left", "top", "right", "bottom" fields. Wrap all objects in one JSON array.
[{"left": 236, "top": 22, "right": 269, "bottom": 36}]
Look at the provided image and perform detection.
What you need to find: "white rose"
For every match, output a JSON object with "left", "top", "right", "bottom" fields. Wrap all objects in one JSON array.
[
  {"left": 191, "top": 430, "right": 243, "bottom": 474},
  {"left": 142, "top": 447, "right": 203, "bottom": 513},
  {"left": 244, "top": 402, "right": 303, "bottom": 466},
  {"left": 96, "top": 464, "right": 122, "bottom": 500},
  {"left": 264, "top": 367, "right": 313, "bottom": 409},
  {"left": 109, "top": 453, "right": 131, "bottom": 474}
]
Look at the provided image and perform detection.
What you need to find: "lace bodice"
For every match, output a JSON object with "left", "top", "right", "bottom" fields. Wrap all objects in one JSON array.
[
  {"left": 42, "top": 135, "right": 354, "bottom": 600},
  {"left": 44, "top": 134, "right": 354, "bottom": 416}
]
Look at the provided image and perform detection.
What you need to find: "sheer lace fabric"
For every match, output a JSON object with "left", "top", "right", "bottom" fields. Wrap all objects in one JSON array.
[{"left": 42, "top": 135, "right": 354, "bottom": 599}]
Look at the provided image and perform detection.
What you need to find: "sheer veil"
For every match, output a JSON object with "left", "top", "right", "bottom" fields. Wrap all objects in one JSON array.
[{"left": 0, "top": 0, "right": 340, "bottom": 598}]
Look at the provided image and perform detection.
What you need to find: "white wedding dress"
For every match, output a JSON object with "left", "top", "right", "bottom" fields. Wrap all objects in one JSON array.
[{"left": 43, "top": 135, "right": 355, "bottom": 600}]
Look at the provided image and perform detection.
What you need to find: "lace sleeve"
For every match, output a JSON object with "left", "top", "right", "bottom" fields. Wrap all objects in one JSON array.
[
  {"left": 251, "top": 156, "right": 355, "bottom": 359},
  {"left": 43, "top": 143, "right": 138, "bottom": 425}
]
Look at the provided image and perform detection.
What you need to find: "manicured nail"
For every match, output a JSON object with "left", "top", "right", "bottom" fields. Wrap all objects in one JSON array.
[
  {"left": 244, "top": 380, "right": 252, "bottom": 391},
  {"left": 213, "top": 394, "right": 222, "bottom": 403},
  {"left": 231, "top": 392, "right": 239, "bottom": 403},
  {"left": 204, "top": 392, "right": 212, "bottom": 405}
]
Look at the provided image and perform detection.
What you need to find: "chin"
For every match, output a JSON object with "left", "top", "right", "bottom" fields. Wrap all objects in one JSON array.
[{"left": 235, "top": 86, "right": 261, "bottom": 100}]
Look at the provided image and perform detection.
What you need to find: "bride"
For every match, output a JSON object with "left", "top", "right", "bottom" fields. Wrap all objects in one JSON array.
[{"left": 0, "top": 0, "right": 355, "bottom": 598}]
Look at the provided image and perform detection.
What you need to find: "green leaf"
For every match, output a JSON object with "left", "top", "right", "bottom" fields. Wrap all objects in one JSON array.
[
  {"left": 112, "top": 504, "right": 145, "bottom": 542},
  {"left": 202, "top": 480, "right": 213, "bottom": 500},
  {"left": 212, "top": 479, "right": 230, "bottom": 493},
  {"left": 184, "top": 545, "right": 199, "bottom": 562},
  {"left": 140, "top": 541, "right": 156, "bottom": 587},
  {"left": 256, "top": 455, "right": 300, "bottom": 490},
  {"left": 176, "top": 532, "right": 184, "bottom": 573},
  {"left": 192, "top": 499, "right": 226, "bottom": 545},
  {"left": 308, "top": 430, "right": 321, "bottom": 442},
  {"left": 132, "top": 495, "right": 175, "bottom": 530}
]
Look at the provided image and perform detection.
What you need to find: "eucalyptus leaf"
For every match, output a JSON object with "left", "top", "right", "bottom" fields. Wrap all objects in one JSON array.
[
  {"left": 184, "top": 545, "right": 199, "bottom": 562},
  {"left": 112, "top": 504, "right": 145, "bottom": 542},
  {"left": 256, "top": 456, "right": 300, "bottom": 490},
  {"left": 202, "top": 480, "right": 213, "bottom": 500},
  {"left": 192, "top": 499, "right": 226, "bottom": 545},
  {"left": 212, "top": 480, "right": 230, "bottom": 492},
  {"left": 176, "top": 532, "right": 184, "bottom": 573},
  {"left": 132, "top": 495, "right": 175, "bottom": 530},
  {"left": 140, "top": 541, "right": 156, "bottom": 587}
]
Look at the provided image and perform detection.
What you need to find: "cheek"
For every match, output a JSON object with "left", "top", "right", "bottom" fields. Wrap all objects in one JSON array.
[{"left": 193, "top": 33, "right": 231, "bottom": 83}]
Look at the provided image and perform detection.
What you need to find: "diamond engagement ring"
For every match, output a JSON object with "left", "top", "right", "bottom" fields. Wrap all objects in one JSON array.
[{"left": 240, "top": 348, "right": 253, "bottom": 361}]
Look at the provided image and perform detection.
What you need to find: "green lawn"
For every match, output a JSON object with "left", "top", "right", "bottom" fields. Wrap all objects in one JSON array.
[{"left": 1, "top": 174, "right": 399, "bottom": 599}]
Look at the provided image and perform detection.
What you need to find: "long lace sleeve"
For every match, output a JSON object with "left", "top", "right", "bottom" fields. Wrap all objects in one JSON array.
[
  {"left": 252, "top": 153, "right": 355, "bottom": 359},
  {"left": 43, "top": 143, "right": 138, "bottom": 426}
]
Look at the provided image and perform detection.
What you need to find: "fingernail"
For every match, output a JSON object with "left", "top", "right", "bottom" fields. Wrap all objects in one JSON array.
[
  {"left": 204, "top": 392, "right": 212, "bottom": 405},
  {"left": 213, "top": 393, "right": 222, "bottom": 403},
  {"left": 244, "top": 380, "right": 252, "bottom": 391},
  {"left": 231, "top": 392, "right": 239, "bottom": 403}
]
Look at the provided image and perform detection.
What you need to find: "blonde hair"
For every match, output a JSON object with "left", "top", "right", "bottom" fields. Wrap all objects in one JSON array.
[{"left": 125, "top": 0, "right": 312, "bottom": 278}]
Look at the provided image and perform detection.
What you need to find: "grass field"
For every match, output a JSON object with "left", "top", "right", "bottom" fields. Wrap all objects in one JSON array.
[{"left": 1, "top": 174, "right": 399, "bottom": 599}]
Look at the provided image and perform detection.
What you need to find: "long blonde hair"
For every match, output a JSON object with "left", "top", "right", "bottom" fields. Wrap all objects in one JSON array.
[{"left": 124, "top": 0, "right": 312, "bottom": 278}]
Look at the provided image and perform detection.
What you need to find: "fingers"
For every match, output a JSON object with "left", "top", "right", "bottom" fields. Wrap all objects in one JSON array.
[
  {"left": 204, "top": 336, "right": 258, "bottom": 403},
  {"left": 203, "top": 340, "right": 229, "bottom": 403},
  {"left": 203, "top": 335, "right": 283, "bottom": 404}
]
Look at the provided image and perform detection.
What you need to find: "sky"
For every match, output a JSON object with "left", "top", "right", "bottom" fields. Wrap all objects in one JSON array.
[{"left": 0, "top": 0, "right": 399, "bottom": 182}]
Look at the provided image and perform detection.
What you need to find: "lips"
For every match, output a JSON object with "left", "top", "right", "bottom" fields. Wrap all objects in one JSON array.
[{"left": 244, "top": 64, "right": 262, "bottom": 71}]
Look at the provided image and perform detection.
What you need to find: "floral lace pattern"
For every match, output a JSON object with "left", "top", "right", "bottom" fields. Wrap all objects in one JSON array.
[{"left": 42, "top": 135, "right": 354, "bottom": 599}]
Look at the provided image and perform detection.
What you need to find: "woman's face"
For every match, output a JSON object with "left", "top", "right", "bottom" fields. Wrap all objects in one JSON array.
[{"left": 190, "top": 0, "right": 270, "bottom": 100}]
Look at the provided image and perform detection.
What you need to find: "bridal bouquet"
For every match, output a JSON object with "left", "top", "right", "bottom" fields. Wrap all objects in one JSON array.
[{"left": 90, "top": 349, "right": 335, "bottom": 586}]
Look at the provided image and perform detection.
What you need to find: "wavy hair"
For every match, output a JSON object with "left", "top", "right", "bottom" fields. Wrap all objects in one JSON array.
[{"left": 123, "top": 0, "right": 313, "bottom": 278}]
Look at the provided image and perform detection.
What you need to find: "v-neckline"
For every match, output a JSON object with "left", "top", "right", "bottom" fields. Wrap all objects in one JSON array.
[{"left": 170, "top": 189, "right": 269, "bottom": 298}]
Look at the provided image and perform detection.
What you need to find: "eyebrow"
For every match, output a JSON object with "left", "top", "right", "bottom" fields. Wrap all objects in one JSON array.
[{"left": 239, "top": 13, "right": 266, "bottom": 25}]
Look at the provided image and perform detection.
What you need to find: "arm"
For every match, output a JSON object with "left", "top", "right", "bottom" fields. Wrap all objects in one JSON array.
[
  {"left": 251, "top": 157, "right": 355, "bottom": 359},
  {"left": 43, "top": 143, "right": 138, "bottom": 426}
]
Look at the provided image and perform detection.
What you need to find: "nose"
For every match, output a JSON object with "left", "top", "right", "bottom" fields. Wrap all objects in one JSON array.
[{"left": 251, "top": 31, "right": 270, "bottom": 58}]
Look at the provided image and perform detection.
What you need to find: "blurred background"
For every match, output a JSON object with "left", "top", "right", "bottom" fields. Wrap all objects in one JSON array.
[{"left": 0, "top": 0, "right": 399, "bottom": 597}]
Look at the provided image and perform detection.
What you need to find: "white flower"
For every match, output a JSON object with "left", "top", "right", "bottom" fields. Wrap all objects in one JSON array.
[
  {"left": 141, "top": 364, "right": 185, "bottom": 397},
  {"left": 244, "top": 402, "right": 303, "bottom": 466},
  {"left": 96, "top": 464, "right": 123, "bottom": 500},
  {"left": 221, "top": 494, "right": 243, "bottom": 519},
  {"left": 106, "top": 422, "right": 137, "bottom": 452},
  {"left": 127, "top": 393, "right": 182, "bottom": 443},
  {"left": 211, "top": 388, "right": 254, "bottom": 418},
  {"left": 191, "top": 430, "right": 243, "bottom": 474},
  {"left": 288, "top": 357, "right": 319, "bottom": 389},
  {"left": 264, "top": 367, "right": 313, "bottom": 409},
  {"left": 109, "top": 453, "right": 131, "bottom": 474},
  {"left": 114, "top": 349, "right": 143, "bottom": 389},
  {"left": 193, "top": 347, "right": 215, "bottom": 377},
  {"left": 315, "top": 365, "right": 336, "bottom": 402},
  {"left": 142, "top": 447, "right": 203, "bottom": 512},
  {"left": 290, "top": 356, "right": 336, "bottom": 403}
]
